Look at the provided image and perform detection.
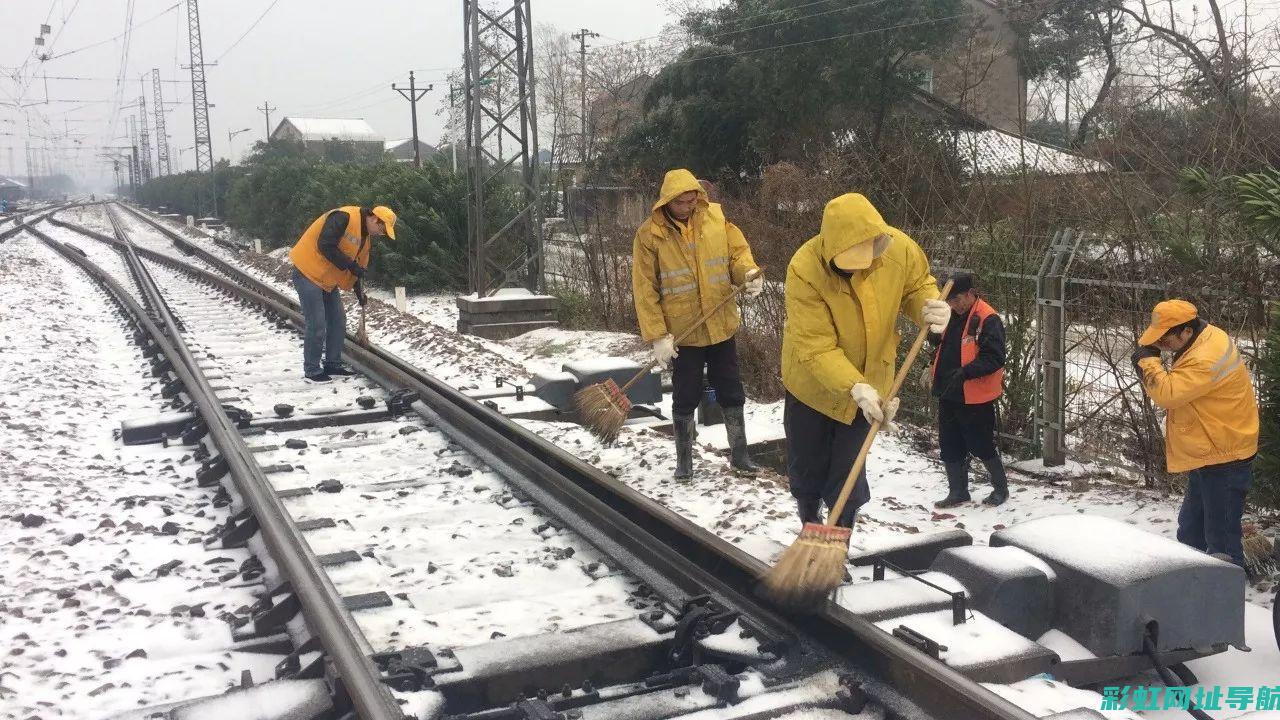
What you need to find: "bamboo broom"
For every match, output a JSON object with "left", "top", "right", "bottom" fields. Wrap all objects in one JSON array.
[
  {"left": 574, "top": 268, "right": 762, "bottom": 443},
  {"left": 759, "top": 279, "right": 953, "bottom": 611}
]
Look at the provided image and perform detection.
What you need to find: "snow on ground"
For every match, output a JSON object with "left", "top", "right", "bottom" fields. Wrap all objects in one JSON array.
[
  {"left": 112, "top": 208, "right": 1279, "bottom": 717},
  {"left": 0, "top": 234, "right": 278, "bottom": 719}
]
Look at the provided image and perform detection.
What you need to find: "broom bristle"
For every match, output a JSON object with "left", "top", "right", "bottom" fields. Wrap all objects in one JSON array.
[
  {"left": 572, "top": 378, "right": 631, "bottom": 443},
  {"left": 1242, "top": 532, "right": 1275, "bottom": 577},
  {"left": 758, "top": 523, "right": 853, "bottom": 610}
]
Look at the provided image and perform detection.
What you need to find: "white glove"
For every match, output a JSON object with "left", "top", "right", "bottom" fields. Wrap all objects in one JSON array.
[
  {"left": 652, "top": 334, "right": 678, "bottom": 369},
  {"left": 850, "top": 383, "right": 885, "bottom": 424},
  {"left": 882, "top": 396, "right": 901, "bottom": 432},
  {"left": 922, "top": 299, "right": 950, "bottom": 334},
  {"left": 743, "top": 275, "right": 764, "bottom": 299}
]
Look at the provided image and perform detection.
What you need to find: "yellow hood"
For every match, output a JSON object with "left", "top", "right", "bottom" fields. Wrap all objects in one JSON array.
[
  {"left": 819, "top": 193, "right": 892, "bottom": 263},
  {"left": 652, "top": 168, "right": 707, "bottom": 213}
]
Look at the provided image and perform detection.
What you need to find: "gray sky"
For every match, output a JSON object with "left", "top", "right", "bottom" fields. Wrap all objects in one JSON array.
[{"left": 1, "top": 0, "right": 676, "bottom": 186}]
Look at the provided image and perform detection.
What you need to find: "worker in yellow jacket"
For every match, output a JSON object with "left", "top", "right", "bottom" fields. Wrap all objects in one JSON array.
[
  {"left": 781, "top": 194, "right": 950, "bottom": 527},
  {"left": 632, "top": 169, "right": 762, "bottom": 480},
  {"left": 1132, "top": 299, "right": 1259, "bottom": 568},
  {"left": 289, "top": 205, "right": 397, "bottom": 382}
]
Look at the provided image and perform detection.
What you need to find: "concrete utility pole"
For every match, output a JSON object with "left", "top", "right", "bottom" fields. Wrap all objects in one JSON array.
[
  {"left": 258, "top": 100, "right": 277, "bottom": 141},
  {"left": 393, "top": 71, "right": 432, "bottom": 168},
  {"left": 570, "top": 28, "right": 599, "bottom": 163}
]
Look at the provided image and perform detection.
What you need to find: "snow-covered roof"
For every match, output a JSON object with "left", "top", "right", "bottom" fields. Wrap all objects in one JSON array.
[
  {"left": 947, "top": 128, "right": 1111, "bottom": 177},
  {"left": 0, "top": 175, "right": 27, "bottom": 188},
  {"left": 276, "top": 117, "right": 382, "bottom": 143}
]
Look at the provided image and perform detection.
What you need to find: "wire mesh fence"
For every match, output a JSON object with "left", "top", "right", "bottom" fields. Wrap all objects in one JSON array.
[{"left": 544, "top": 219, "right": 1271, "bottom": 486}]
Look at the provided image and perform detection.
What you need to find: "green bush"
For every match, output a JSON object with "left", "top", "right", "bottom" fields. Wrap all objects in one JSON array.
[
  {"left": 139, "top": 141, "right": 528, "bottom": 293},
  {"left": 1256, "top": 302, "right": 1280, "bottom": 508}
]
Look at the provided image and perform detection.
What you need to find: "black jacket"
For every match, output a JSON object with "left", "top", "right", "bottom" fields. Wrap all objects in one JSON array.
[
  {"left": 930, "top": 304, "right": 1006, "bottom": 402},
  {"left": 317, "top": 208, "right": 368, "bottom": 273}
]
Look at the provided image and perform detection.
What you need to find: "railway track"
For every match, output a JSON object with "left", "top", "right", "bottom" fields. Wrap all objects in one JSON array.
[{"left": 12, "top": 203, "right": 1039, "bottom": 720}]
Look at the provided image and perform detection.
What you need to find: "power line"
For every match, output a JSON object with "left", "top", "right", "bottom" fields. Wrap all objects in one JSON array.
[
  {"left": 42, "top": 3, "right": 180, "bottom": 62},
  {"left": 213, "top": 0, "right": 283, "bottom": 63},
  {"left": 27, "top": 75, "right": 187, "bottom": 83}
]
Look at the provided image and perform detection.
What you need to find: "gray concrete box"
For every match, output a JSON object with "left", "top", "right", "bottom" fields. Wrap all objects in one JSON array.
[
  {"left": 991, "top": 515, "right": 1246, "bottom": 657},
  {"left": 530, "top": 370, "right": 578, "bottom": 410},
  {"left": 930, "top": 545, "right": 1055, "bottom": 640},
  {"left": 561, "top": 358, "right": 661, "bottom": 406}
]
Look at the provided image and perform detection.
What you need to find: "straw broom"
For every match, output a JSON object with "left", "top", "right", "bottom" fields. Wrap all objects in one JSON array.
[
  {"left": 574, "top": 269, "right": 762, "bottom": 443},
  {"left": 760, "top": 279, "right": 954, "bottom": 611},
  {"left": 1243, "top": 525, "right": 1275, "bottom": 577}
]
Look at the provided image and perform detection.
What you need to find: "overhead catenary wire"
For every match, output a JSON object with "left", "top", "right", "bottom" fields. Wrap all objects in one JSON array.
[
  {"left": 41, "top": 3, "right": 180, "bottom": 62},
  {"left": 213, "top": 0, "right": 284, "bottom": 63}
]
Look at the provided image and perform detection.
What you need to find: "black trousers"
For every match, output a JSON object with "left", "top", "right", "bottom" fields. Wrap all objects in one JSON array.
[
  {"left": 938, "top": 400, "right": 999, "bottom": 463},
  {"left": 671, "top": 336, "right": 746, "bottom": 417},
  {"left": 783, "top": 392, "right": 871, "bottom": 527}
]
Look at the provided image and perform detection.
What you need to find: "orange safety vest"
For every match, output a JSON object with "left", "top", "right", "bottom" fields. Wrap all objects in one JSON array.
[
  {"left": 932, "top": 297, "right": 1004, "bottom": 404},
  {"left": 289, "top": 206, "right": 371, "bottom": 291}
]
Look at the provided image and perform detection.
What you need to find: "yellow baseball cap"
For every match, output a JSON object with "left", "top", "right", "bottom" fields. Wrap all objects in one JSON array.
[
  {"left": 1139, "top": 299, "right": 1197, "bottom": 345},
  {"left": 371, "top": 205, "right": 397, "bottom": 240}
]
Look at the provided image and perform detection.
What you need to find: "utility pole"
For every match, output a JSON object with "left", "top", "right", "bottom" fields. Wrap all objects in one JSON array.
[
  {"left": 129, "top": 116, "right": 141, "bottom": 197},
  {"left": 393, "top": 71, "right": 432, "bottom": 168},
  {"left": 138, "top": 93, "right": 153, "bottom": 183},
  {"left": 186, "top": 0, "right": 213, "bottom": 213},
  {"left": 570, "top": 28, "right": 599, "bottom": 164},
  {"left": 152, "top": 68, "right": 171, "bottom": 176},
  {"left": 258, "top": 100, "right": 277, "bottom": 141}
]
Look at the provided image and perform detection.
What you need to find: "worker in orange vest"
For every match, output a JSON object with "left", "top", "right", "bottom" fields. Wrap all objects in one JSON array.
[
  {"left": 289, "top": 205, "right": 396, "bottom": 382},
  {"left": 926, "top": 273, "right": 1009, "bottom": 507}
]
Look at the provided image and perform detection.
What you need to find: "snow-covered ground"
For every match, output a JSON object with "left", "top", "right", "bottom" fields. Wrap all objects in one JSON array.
[
  {"left": 0, "top": 233, "right": 280, "bottom": 719},
  {"left": 16, "top": 205, "right": 1276, "bottom": 719}
]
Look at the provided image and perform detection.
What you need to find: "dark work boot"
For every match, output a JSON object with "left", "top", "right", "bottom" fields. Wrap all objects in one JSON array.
[
  {"left": 981, "top": 457, "right": 1009, "bottom": 506},
  {"left": 934, "top": 460, "right": 972, "bottom": 508},
  {"left": 796, "top": 497, "right": 822, "bottom": 526},
  {"left": 673, "top": 414, "right": 695, "bottom": 481},
  {"left": 722, "top": 406, "right": 759, "bottom": 476}
]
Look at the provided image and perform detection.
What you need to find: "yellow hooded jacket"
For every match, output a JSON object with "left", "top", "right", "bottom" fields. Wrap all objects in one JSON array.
[
  {"left": 782, "top": 194, "right": 939, "bottom": 424},
  {"left": 632, "top": 169, "right": 759, "bottom": 347},
  {"left": 1137, "top": 323, "right": 1259, "bottom": 473}
]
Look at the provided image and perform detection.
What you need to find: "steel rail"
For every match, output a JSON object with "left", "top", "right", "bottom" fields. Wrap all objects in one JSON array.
[
  {"left": 104, "top": 203, "right": 1040, "bottom": 720},
  {"left": 26, "top": 212, "right": 407, "bottom": 720}
]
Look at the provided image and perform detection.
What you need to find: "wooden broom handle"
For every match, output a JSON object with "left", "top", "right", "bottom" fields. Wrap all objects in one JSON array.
[
  {"left": 619, "top": 268, "right": 763, "bottom": 393},
  {"left": 825, "top": 279, "right": 954, "bottom": 526}
]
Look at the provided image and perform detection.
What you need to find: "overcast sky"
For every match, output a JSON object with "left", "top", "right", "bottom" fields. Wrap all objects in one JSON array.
[{"left": 1, "top": 0, "right": 677, "bottom": 185}]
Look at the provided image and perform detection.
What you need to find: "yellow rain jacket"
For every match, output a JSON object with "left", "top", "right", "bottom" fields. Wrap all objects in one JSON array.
[
  {"left": 1137, "top": 323, "right": 1259, "bottom": 473},
  {"left": 632, "top": 169, "right": 759, "bottom": 347},
  {"left": 782, "top": 194, "right": 939, "bottom": 424}
]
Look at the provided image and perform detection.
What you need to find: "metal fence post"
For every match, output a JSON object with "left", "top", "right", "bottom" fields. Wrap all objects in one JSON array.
[{"left": 1036, "top": 229, "right": 1076, "bottom": 467}]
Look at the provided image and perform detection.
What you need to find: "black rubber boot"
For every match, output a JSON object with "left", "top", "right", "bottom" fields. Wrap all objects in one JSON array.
[
  {"left": 722, "top": 406, "right": 759, "bottom": 476},
  {"left": 673, "top": 414, "right": 695, "bottom": 481},
  {"left": 934, "top": 460, "right": 972, "bottom": 508},
  {"left": 981, "top": 456, "right": 1009, "bottom": 506},
  {"left": 796, "top": 497, "right": 822, "bottom": 526}
]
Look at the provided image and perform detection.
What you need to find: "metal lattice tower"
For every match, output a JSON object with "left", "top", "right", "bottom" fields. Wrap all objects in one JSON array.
[
  {"left": 463, "top": 0, "right": 545, "bottom": 296},
  {"left": 137, "top": 94, "right": 153, "bottom": 182},
  {"left": 186, "top": 0, "right": 213, "bottom": 174},
  {"left": 152, "top": 69, "right": 171, "bottom": 176}
]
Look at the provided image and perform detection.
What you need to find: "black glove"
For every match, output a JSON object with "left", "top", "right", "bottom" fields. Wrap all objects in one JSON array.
[
  {"left": 1131, "top": 345, "right": 1160, "bottom": 375},
  {"left": 349, "top": 264, "right": 366, "bottom": 279},
  {"left": 354, "top": 280, "right": 368, "bottom": 307}
]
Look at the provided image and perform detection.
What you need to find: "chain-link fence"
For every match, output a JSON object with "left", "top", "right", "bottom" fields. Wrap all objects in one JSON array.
[{"left": 545, "top": 221, "right": 1270, "bottom": 485}]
